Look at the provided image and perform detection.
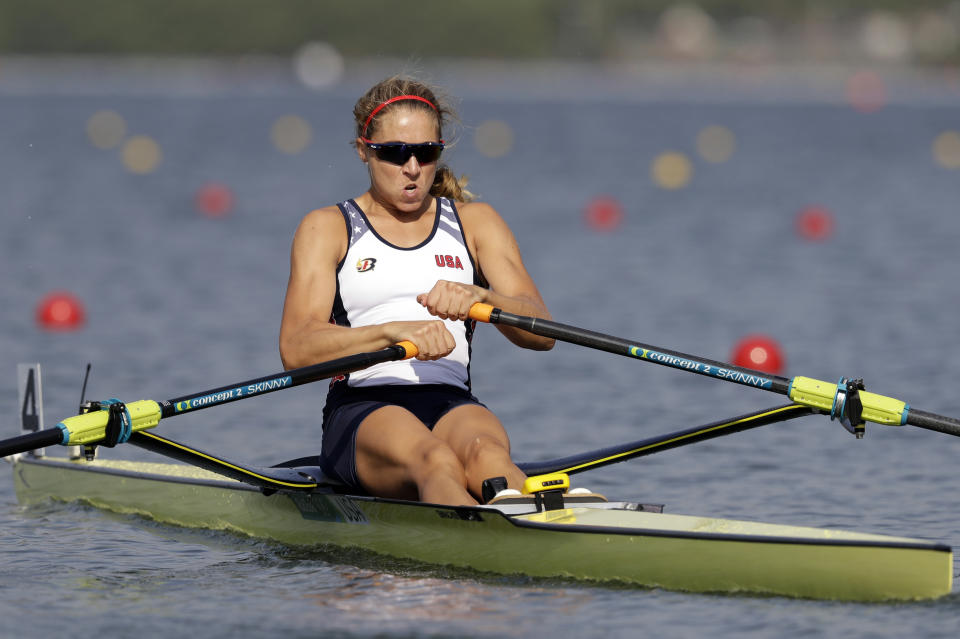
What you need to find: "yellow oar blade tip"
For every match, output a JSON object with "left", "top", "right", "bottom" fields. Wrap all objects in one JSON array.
[
  {"left": 396, "top": 340, "right": 419, "bottom": 359},
  {"left": 468, "top": 303, "right": 494, "bottom": 323}
]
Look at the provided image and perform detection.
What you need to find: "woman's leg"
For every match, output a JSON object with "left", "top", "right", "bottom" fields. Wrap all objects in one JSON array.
[
  {"left": 354, "top": 405, "right": 476, "bottom": 506},
  {"left": 432, "top": 404, "right": 527, "bottom": 499}
]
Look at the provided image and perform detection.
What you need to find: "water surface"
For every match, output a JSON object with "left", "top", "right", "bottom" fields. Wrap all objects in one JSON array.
[{"left": 2, "top": 64, "right": 960, "bottom": 637}]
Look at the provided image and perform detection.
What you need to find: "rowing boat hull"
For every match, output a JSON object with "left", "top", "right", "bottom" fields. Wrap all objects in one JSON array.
[{"left": 11, "top": 455, "right": 952, "bottom": 601}]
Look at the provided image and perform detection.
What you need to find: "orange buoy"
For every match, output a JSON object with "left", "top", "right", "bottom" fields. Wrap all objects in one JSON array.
[
  {"left": 36, "top": 291, "right": 86, "bottom": 331},
  {"left": 584, "top": 196, "right": 623, "bottom": 232},
  {"left": 795, "top": 205, "right": 834, "bottom": 242},
  {"left": 195, "top": 183, "right": 234, "bottom": 218},
  {"left": 731, "top": 334, "right": 784, "bottom": 375}
]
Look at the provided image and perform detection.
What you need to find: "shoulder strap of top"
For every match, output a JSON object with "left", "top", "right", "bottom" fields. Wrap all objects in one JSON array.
[
  {"left": 435, "top": 197, "right": 465, "bottom": 241},
  {"left": 337, "top": 199, "right": 372, "bottom": 248}
]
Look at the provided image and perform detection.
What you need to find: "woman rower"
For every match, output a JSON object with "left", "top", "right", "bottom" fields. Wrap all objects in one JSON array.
[{"left": 279, "top": 75, "right": 553, "bottom": 506}]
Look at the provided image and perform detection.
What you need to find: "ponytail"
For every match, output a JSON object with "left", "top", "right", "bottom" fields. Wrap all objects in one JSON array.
[{"left": 431, "top": 165, "right": 475, "bottom": 202}]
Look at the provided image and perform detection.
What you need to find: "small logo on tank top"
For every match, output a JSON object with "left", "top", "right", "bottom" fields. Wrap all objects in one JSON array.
[
  {"left": 435, "top": 254, "right": 464, "bottom": 270},
  {"left": 356, "top": 257, "right": 377, "bottom": 272}
]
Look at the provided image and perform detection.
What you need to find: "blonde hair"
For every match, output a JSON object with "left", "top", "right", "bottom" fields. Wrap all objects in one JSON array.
[{"left": 353, "top": 75, "right": 474, "bottom": 202}]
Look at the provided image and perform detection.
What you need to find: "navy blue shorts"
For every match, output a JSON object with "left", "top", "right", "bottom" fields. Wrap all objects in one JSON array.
[{"left": 320, "top": 383, "right": 485, "bottom": 490}]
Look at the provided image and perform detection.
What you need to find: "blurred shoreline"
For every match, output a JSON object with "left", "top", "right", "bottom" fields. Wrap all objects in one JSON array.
[{"left": 2, "top": 54, "right": 960, "bottom": 105}]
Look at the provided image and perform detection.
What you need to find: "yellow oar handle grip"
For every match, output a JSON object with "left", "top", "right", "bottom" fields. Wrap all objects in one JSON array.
[
  {"left": 396, "top": 341, "right": 419, "bottom": 359},
  {"left": 57, "top": 400, "right": 162, "bottom": 446},
  {"left": 469, "top": 302, "right": 495, "bottom": 323}
]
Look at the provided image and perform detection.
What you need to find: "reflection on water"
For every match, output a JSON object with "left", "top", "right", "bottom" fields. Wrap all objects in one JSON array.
[{"left": 307, "top": 569, "right": 588, "bottom": 626}]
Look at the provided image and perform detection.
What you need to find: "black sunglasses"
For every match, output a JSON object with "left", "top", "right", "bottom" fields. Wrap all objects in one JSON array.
[{"left": 362, "top": 139, "right": 445, "bottom": 165}]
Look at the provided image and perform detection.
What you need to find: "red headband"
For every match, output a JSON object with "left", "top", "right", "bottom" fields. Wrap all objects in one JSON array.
[{"left": 362, "top": 95, "right": 438, "bottom": 136}]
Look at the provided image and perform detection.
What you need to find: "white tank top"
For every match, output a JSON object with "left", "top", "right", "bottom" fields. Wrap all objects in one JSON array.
[{"left": 331, "top": 197, "right": 479, "bottom": 390}]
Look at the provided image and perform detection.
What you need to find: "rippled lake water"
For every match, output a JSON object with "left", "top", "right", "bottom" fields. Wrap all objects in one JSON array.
[{"left": 2, "top": 60, "right": 960, "bottom": 637}]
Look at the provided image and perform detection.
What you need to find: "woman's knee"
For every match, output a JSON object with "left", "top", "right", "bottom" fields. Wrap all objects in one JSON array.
[
  {"left": 420, "top": 441, "right": 463, "bottom": 471},
  {"left": 462, "top": 434, "right": 510, "bottom": 470},
  {"left": 417, "top": 441, "right": 466, "bottom": 480}
]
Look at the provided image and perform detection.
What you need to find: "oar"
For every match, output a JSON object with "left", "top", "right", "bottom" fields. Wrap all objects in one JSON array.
[
  {"left": 0, "top": 342, "right": 418, "bottom": 458},
  {"left": 469, "top": 303, "right": 960, "bottom": 438}
]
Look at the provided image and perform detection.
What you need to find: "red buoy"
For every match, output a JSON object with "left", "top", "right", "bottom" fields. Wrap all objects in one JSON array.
[
  {"left": 795, "top": 205, "right": 834, "bottom": 242},
  {"left": 195, "top": 183, "right": 234, "bottom": 218},
  {"left": 731, "top": 334, "right": 784, "bottom": 375},
  {"left": 584, "top": 197, "right": 623, "bottom": 232},
  {"left": 36, "top": 291, "right": 86, "bottom": 331},
  {"left": 846, "top": 70, "right": 887, "bottom": 114}
]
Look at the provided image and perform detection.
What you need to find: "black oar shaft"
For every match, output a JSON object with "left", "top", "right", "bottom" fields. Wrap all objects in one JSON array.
[
  {"left": 473, "top": 304, "right": 960, "bottom": 439},
  {"left": 0, "top": 428, "right": 63, "bottom": 458},
  {"left": 0, "top": 343, "right": 417, "bottom": 458},
  {"left": 906, "top": 409, "right": 960, "bottom": 438},
  {"left": 485, "top": 307, "right": 792, "bottom": 394},
  {"left": 161, "top": 344, "right": 412, "bottom": 418}
]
